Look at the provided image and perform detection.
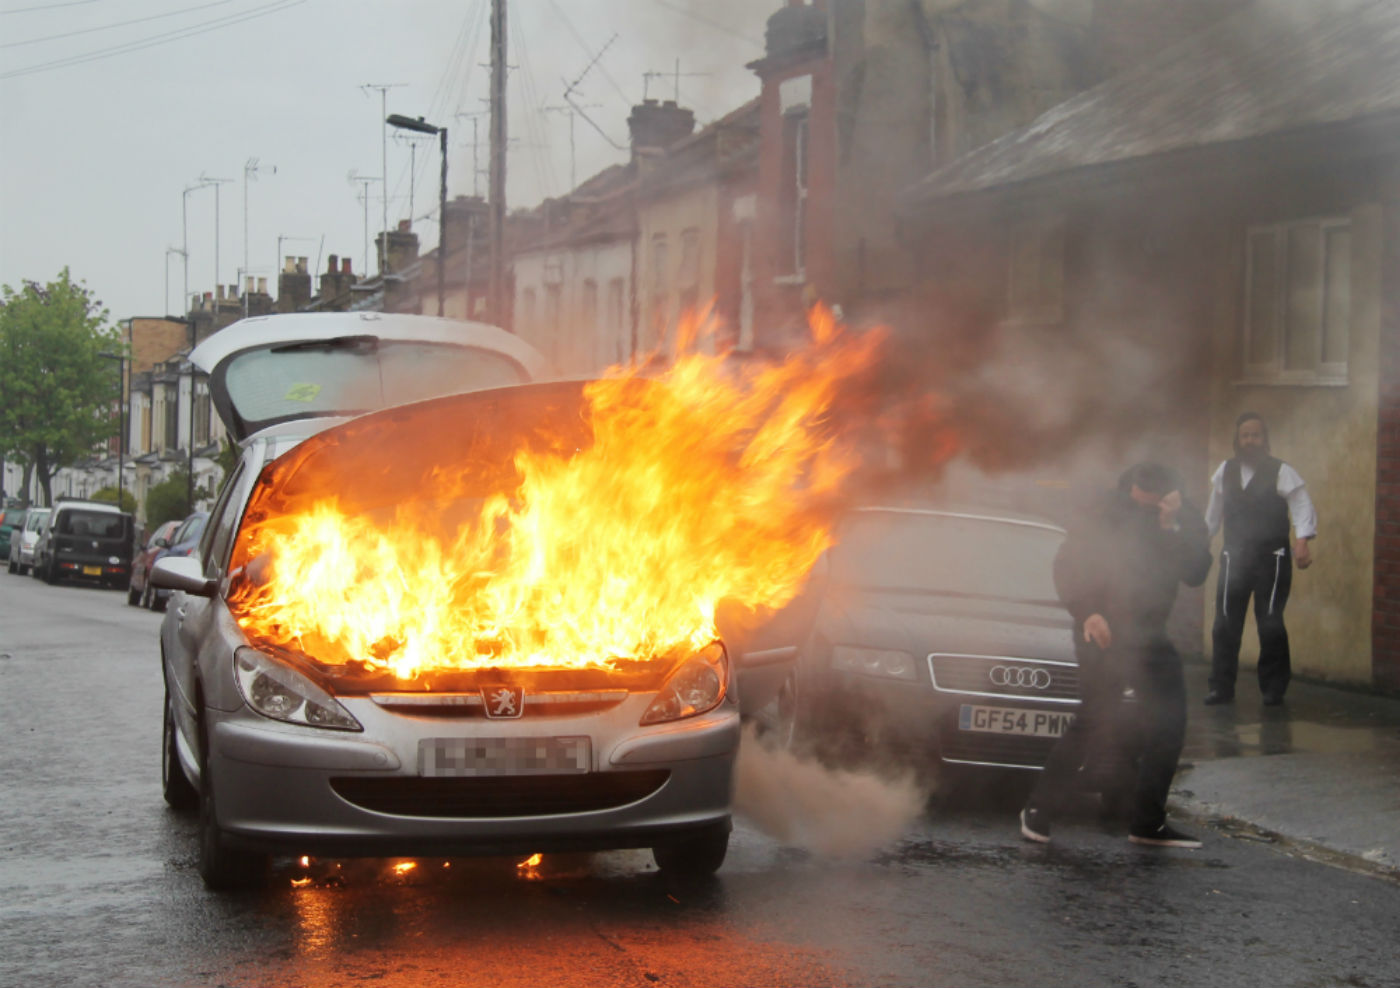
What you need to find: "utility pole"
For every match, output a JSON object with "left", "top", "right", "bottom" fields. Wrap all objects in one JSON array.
[
  {"left": 348, "top": 171, "right": 381, "bottom": 279},
  {"left": 488, "top": 0, "right": 507, "bottom": 326},
  {"left": 242, "top": 158, "right": 276, "bottom": 317},
  {"left": 361, "top": 83, "right": 406, "bottom": 275},
  {"left": 181, "top": 180, "right": 214, "bottom": 313},
  {"left": 542, "top": 103, "right": 598, "bottom": 192},
  {"left": 198, "top": 173, "right": 233, "bottom": 316}
]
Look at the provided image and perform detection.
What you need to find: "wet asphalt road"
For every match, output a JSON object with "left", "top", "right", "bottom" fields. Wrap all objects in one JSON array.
[{"left": 2, "top": 572, "right": 1399, "bottom": 988}]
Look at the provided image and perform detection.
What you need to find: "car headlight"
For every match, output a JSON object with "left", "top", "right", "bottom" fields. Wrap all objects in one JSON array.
[
  {"left": 831, "top": 645, "right": 918, "bottom": 681},
  {"left": 234, "top": 647, "right": 362, "bottom": 731},
  {"left": 640, "top": 642, "right": 728, "bottom": 726}
]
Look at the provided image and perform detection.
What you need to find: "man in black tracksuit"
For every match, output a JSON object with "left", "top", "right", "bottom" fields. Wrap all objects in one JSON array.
[
  {"left": 1020, "top": 462, "right": 1212, "bottom": 848},
  {"left": 1204, "top": 412, "right": 1317, "bottom": 707}
]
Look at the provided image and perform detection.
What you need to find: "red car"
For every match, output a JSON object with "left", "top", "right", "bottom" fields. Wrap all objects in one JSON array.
[{"left": 127, "top": 519, "right": 182, "bottom": 608}]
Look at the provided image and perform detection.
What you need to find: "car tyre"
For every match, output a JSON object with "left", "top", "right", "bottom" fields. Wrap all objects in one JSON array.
[
  {"left": 652, "top": 823, "right": 730, "bottom": 878},
  {"left": 197, "top": 715, "right": 269, "bottom": 891},
  {"left": 127, "top": 578, "right": 141, "bottom": 606},
  {"left": 162, "top": 687, "right": 198, "bottom": 811},
  {"left": 42, "top": 558, "right": 57, "bottom": 585}
]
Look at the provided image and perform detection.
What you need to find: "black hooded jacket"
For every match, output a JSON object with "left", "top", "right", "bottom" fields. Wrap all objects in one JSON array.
[{"left": 1053, "top": 471, "right": 1212, "bottom": 653}]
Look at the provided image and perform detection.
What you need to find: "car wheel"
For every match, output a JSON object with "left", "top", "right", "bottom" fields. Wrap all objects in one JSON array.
[
  {"left": 197, "top": 715, "right": 269, "bottom": 890},
  {"left": 42, "top": 558, "right": 57, "bottom": 585},
  {"left": 652, "top": 822, "right": 730, "bottom": 878},
  {"left": 140, "top": 580, "right": 155, "bottom": 610},
  {"left": 162, "top": 686, "right": 198, "bottom": 811},
  {"left": 127, "top": 578, "right": 141, "bottom": 606}
]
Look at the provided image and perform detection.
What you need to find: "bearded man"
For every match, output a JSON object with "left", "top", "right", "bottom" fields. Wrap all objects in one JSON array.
[{"left": 1203, "top": 412, "right": 1317, "bottom": 707}]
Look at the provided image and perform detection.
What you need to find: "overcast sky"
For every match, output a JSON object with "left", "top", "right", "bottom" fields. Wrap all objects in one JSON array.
[{"left": 0, "top": 0, "right": 772, "bottom": 322}]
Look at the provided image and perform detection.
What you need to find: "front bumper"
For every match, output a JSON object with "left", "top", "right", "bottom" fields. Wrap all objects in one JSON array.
[{"left": 206, "top": 695, "right": 740, "bottom": 857}]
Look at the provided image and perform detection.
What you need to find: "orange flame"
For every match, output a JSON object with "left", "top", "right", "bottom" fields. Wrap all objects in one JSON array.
[{"left": 228, "top": 305, "right": 886, "bottom": 680}]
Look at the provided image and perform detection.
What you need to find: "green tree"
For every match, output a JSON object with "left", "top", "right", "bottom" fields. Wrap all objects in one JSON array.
[
  {"left": 91, "top": 486, "right": 137, "bottom": 513},
  {"left": 0, "top": 270, "right": 123, "bottom": 506},
  {"left": 145, "top": 469, "right": 192, "bottom": 529}
]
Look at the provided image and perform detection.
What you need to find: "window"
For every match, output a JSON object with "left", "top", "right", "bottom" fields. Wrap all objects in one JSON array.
[
  {"left": 607, "top": 278, "right": 627, "bottom": 365},
  {"left": 678, "top": 228, "right": 701, "bottom": 318},
  {"left": 778, "top": 110, "right": 809, "bottom": 277},
  {"left": 650, "top": 234, "right": 669, "bottom": 342},
  {"left": 544, "top": 284, "right": 562, "bottom": 363},
  {"left": 1006, "top": 215, "right": 1065, "bottom": 324},
  {"left": 163, "top": 383, "right": 178, "bottom": 451},
  {"left": 1243, "top": 217, "right": 1350, "bottom": 385},
  {"left": 520, "top": 288, "right": 537, "bottom": 337},
  {"left": 580, "top": 279, "right": 599, "bottom": 336}
]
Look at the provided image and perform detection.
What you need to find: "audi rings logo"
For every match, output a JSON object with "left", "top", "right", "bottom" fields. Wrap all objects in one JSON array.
[{"left": 988, "top": 665, "right": 1053, "bottom": 690}]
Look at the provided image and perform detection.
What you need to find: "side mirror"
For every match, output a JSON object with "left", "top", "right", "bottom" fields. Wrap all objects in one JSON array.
[
  {"left": 150, "top": 555, "right": 215, "bottom": 598},
  {"left": 154, "top": 537, "right": 172, "bottom": 549}
]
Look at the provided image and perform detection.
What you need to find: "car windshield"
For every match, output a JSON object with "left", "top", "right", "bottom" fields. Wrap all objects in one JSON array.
[
  {"left": 220, "top": 339, "right": 530, "bottom": 428},
  {"left": 174, "top": 515, "right": 207, "bottom": 544},
  {"left": 57, "top": 509, "right": 127, "bottom": 539},
  {"left": 828, "top": 510, "right": 1063, "bottom": 605},
  {"left": 26, "top": 512, "right": 49, "bottom": 532}
]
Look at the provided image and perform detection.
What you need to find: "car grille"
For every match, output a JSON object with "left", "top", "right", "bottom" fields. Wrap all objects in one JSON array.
[
  {"left": 938, "top": 725, "right": 1056, "bottom": 769},
  {"left": 928, "top": 653, "right": 1079, "bottom": 702},
  {"left": 329, "top": 770, "right": 670, "bottom": 818},
  {"left": 369, "top": 691, "right": 629, "bottom": 718}
]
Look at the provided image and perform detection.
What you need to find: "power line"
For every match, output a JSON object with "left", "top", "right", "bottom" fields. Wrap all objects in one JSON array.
[
  {"left": 2, "top": 0, "right": 100, "bottom": 15},
  {"left": 0, "top": 0, "right": 304, "bottom": 80},
  {"left": 645, "top": 0, "right": 763, "bottom": 50},
  {"left": 2, "top": 0, "right": 240, "bottom": 50}
]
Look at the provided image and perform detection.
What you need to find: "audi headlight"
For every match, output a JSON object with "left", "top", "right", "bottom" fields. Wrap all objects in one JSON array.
[
  {"left": 640, "top": 642, "right": 728, "bottom": 726},
  {"left": 831, "top": 645, "right": 918, "bottom": 681},
  {"left": 233, "top": 647, "right": 362, "bottom": 731}
]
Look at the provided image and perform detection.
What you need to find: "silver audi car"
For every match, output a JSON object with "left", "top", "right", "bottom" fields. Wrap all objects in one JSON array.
[{"left": 152, "top": 312, "right": 796, "bottom": 889}]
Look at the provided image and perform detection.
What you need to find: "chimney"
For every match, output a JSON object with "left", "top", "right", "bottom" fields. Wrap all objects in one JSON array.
[
  {"left": 277, "top": 254, "right": 312, "bottom": 313},
  {"left": 627, "top": 99, "right": 695, "bottom": 162},
  {"left": 341, "top": 257, "right": 353, "bottom": 274},
  {"left": 377, "top": 217, "right": 421, "bottom": 276},
  {"left": 245, "top": 276, "right": 255, "bottom": 295},
  {"left": 256, "top": 277, "right": 267, "bottom": 294},
  {"left": 763, "top": 1, "right": 826, "bottom": 59}
]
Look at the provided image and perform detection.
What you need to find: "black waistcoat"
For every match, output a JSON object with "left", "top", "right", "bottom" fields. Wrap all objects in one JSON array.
[{"left": 1222, "top": 456, "right": 1290, "bottom": 552}]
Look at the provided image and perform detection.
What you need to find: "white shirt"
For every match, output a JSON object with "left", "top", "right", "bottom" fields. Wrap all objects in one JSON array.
[{"left": 1205, "top": 459, "right": 1317, "bottom": 540}]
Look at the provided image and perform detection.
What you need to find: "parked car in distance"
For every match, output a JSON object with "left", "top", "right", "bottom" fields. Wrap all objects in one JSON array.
[
  {"left": 142, "top": 512, "right": 208, "bottom": 611},
  {"left": 8, "top": 507, "right": 51, "bottom": 575},
  {"left": 151, "top": 312, "right": 793, "bottom": 889},
  {"left": 0, "top": 507, "right": 27, "bottom": 561},
  {"left": 127, "top": 518, "right": 182, "bottom": 606},
  {"left": 32, "top": 498, "right": 136, "bottom": 588},
  {"left": 781, "top": 506, "right": 1078, "bottom": 776}
]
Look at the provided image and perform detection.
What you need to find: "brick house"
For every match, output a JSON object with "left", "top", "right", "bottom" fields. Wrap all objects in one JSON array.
[{"left": 899, "top": 0, "right": 1400, "bottom": 689}]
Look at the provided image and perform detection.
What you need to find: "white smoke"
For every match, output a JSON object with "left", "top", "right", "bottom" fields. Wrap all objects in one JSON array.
[{"left": 733, "top": 725, "right": 927, "bottom": 858}]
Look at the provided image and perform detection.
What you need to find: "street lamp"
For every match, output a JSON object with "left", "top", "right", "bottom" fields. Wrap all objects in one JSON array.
[{"left": 386, "top": 113, "right": 447, "bottom": 317}]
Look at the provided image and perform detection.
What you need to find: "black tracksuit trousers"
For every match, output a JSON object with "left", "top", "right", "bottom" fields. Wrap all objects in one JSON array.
[
  {"left": 1210, "top": 544, "right": 1293, "bottom": 699},
  {"left": 1027, "top": 641, "right": 1187, "bottom": 833}
]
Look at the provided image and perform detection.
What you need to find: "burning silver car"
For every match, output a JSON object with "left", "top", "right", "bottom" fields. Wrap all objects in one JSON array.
[{"left": 152, "top": 311, "right": 824, "bottom": 889}]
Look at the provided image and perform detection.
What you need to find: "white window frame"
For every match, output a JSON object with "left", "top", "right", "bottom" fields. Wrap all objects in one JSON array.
[{"left": 1241, "top": 215, "right": 1350, "bottom": 387}]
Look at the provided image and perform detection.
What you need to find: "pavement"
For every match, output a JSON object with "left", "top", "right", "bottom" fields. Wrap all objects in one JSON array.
[{"left": 1170, "top": 657, "right": 1400, "bottom": 881}]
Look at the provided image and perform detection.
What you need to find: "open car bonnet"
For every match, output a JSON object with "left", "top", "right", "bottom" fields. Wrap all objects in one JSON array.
[{"left": 190, "top": 312, "right": 548, "bottom": 441}]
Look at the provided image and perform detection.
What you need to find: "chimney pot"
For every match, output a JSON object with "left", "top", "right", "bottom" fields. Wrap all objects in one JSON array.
[
  {"left": 327, "top": 254, "right": 339, "bottom": 272},
  {"left": 284, "top": 256, "right": 296, "bottom": 273},
  {"left": 257, "top": 277, "right": 267, "bottom": 294},
  {"left": 245, "top": 276, "right": 255, "bottom": 292},
  {"left": 341, "top": 257, "right": 352, "bottom": 274},
  {"left": 216, "top": 285, "right": 225, "bottom": 300},
  {"left": 399, "top": 219, "right": 411, "bottom": 231},
  {"left": 297, "top": 256, "right": 308, "bottom": 273}
]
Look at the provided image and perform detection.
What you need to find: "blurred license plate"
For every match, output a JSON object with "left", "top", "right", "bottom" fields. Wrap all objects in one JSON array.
[
  {"left": 419, "top": 736, "right": 591, "bottom": 777},
  {"left": 959, "top": 704, "right": 1074, "bottom": 738},
  {"left": 82, "top": 566, "right": 102, "bottom": 576}
]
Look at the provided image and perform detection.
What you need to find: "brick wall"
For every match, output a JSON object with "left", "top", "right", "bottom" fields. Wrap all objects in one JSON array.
[{"left": 1375, "top": 199, "right": 1400, "bottom": 692}]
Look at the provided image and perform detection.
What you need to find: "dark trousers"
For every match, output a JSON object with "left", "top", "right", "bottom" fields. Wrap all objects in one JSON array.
[
  {"left": 1027, "top": 641, "right": 1187, "bottom": 833},
  {"left": 1210, "top": 544, "right": 1292, "bottom": 698}
]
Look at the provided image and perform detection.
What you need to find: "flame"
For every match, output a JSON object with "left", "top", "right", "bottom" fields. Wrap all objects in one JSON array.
[
  {"left": 392, "top": 861, "right": 417, "bottom": 876},
  {"left": 228, "top": 305, "right": 887, "bottom": 679},
  {"left": 516, "top": 852, "right": 544, "bottom": 879}
]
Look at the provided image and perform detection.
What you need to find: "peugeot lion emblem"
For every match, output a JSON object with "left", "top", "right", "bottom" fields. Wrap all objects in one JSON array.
[
  {"left": 482, "top": 685, "right": 525, "bottom": 719},
  {"left": 988, "top": 665, "right": 1052, "bottom": 690}
]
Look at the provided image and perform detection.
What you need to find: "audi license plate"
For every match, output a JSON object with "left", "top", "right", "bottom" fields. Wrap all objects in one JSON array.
[
  {"left": 81, "top": 565, "right": 102, "bottom": 576},
  {"left": 958, "top": 704, "right": 1075, "bottom": 738},
  {"left": 419, "top": 736, "right": 591, "bottom": 777}
]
